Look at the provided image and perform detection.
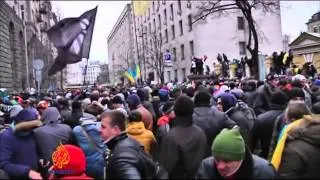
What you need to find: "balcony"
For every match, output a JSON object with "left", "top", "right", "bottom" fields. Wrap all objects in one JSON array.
[{"left": 39, "top": 4, "right": 47, "bottom": 14}]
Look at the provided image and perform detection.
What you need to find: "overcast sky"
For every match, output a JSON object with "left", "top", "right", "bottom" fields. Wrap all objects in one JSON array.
[{"left": 51, "top": 1, "right": 320, "bottom": 64}]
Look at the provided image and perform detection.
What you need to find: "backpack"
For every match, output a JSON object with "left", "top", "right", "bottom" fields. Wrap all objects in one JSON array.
[
  {"left": 226, "top": 101, "right": 256, "bottom": 131},
  {"left": 135, "top": 147, "right": 168, "bottom": 179}
]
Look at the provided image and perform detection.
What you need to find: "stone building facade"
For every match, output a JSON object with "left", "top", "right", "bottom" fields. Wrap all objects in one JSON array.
[
  {"left": 0, "top": 1, "right": 27, "bottom": 92},
  {"left": 1, "top": 1, "right": 59, "bottom": 92}
]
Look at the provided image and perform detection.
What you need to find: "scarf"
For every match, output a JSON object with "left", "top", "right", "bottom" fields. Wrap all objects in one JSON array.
[{"left": 271, "top": 119, "right": 304, "bottom": 170}]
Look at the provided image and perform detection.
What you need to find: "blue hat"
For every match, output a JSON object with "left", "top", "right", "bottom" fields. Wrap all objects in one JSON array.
[
  {"left": 314, "top": 79, "right": 320, "bottom": 86},
  {"left": 126, "top": 94, "right": 141, "bottom": 110},
  {"left": 13, "top": 109, "right": 38, "bottom": 124}
]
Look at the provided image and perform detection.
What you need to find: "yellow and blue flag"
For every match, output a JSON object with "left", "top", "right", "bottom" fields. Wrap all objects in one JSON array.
[
  {"left": 124, "top": 71, "right": 135, "bottom": 83},
  {"left": 135, "top": 64, "right": 141, "bottom": 79},
  {"left": 133, "top": 1, "right": 150, "bottom": 16}
]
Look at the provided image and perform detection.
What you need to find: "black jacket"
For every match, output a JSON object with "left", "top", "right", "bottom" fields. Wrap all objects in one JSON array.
[
  {"left": 160, "top": 116, "right": 207, "bottom": 179},
  {"left": 244, "top": 91, "right": 257, "bottom": 108},
  {"left": 278, "top": 115, "right": 320, "bottom": 179},
  {"left": 252, "top": 106, "right": 284, "bottom": 159},
  {"left": 195, "top": 147, "right": 276, "bottom": 179},
  {"left": 104, "top": 132, "right": 146, "bottom": 179},
  {"left": 253, "top": 83, "right": 276, "bottom": 115},
  {"left": 193, "top": 106, "right": 235, "bottom": 157}
]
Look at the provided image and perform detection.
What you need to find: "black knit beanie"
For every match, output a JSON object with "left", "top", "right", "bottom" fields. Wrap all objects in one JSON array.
[
  {"left": 174, "top": 95, "right": 194, "bottom": 117},
  {"left": 194, "top": 91, "right": 211, "bottom": 107},
  {"left": 288, "top": 87, "right": 305, "bottom": 100},
  {"left": 271, "top": 91, "right": 289, "bottom": 105}
]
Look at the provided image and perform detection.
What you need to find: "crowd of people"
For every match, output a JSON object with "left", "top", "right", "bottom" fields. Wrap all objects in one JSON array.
[{"left": 0, "top": 71, "right": 320, "bottom": 179}]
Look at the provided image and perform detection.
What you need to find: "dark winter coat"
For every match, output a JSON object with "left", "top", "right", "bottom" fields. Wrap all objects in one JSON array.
[
  {"left": 252, "top": 106, "right": 284, "bottom": 159},
  {"left": 34, "top": 107, "right": 73, "bottom": 162},
  {"left": 195, "top": 147, "right": 276, "bottom": 179},
  {"left": 278, "top": 115, "right": 320, "bottom": 179},
  {"left": 65, "top": 109, "right": 83, "bottom": 129},
  {"left": 0, "top": 120, "right": 41, "bottom": 179},
  {"left": 159, "top": 116, "right": 207, "bottom": 179},
  {"left": 104, "top": 132, "right": 146, "bottom": 179},
  {"left": 244, "top": 91, "right": 258, "bottom": 108},
  {"left": 193, "top": 106, "right": 235, "bottom": 157},
  {"left": 253, "top": 83, "right": 276, "bottom": 115}
]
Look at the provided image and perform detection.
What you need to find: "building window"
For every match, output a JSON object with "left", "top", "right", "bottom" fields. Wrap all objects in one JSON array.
[
  {"left": 158, "top": 14, "right": 161, "bottom": 29},
  {"left": 165, "top": 29, "right": 168, "bottom": 43},
  {"left": 189, "top": 40, "right": 194, "bottom": 56},
  {"left": 181, "top": 68, "right": 186, "bottom": 80},
  {"left": 237, "top": 16, "right": 245, "bottom": 30},
  {"left": 148, "top": 8, "right": 150, "bottom": 18},
  {"left": 174, "top": 69, "right": 178, "bottom": 81},
  {"left": 188, "top": 14, "right": 192, "bottom": 31},
  {"left": 177, "top": 0, "right": 182, "bottom": 12},
  {"left": 239, "top": 41, "right": 246, "bottom": 55},
  {"left": 170, "top": 4, "right": 174, "bottom": 20},
  {"left": 180, "top": 44, "right": 185, "bottom": 60},
  {"left": 152, "top": 1, "right": 155, "bottom": 12},
  {"left": 314, "top": 27, "right": 318, "bottom": 33},
  {"left": 148, "top": 22, "right": 151, "bottom": 33},
  {"left": 171, "top": 25, "right": 175, "bottom": 40},
  {"left": 164, "top": 9, "right": 167, "bottom": 24},
  {"left": 21, "top": 11, "right": 24, "bottom": 20},
  {"left": 173, "top": 47, "right": 177, "bottom": 62},
  {"left": 159, "top": 32, "right": 162, "bottom": 42},
  {"left": 167, "top": 71, "right": 171, "bottom": 82},
  {"left": 153, "top": 18, "right": 156, "bottom": 31},
  {"left": 179, "top": 20, "right": 183, "bottom": 35}
]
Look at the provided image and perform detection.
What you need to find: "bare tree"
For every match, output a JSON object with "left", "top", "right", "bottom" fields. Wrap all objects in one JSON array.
[
  {"left": 193, "top": 0, "right": 280, "bottom": 78},
  {"left": 144, "top": 32, "right": 165, "bottom": 84}
]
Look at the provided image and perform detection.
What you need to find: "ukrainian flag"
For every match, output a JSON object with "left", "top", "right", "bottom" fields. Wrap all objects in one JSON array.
[
  {"left": 124, "top": 71, "right": 135, "bottom": 83},
  {"left": 133, "top": 1, "right": 150, "bottom": 16},
  {"left": 135, "top": 64, "right": 141, "bottom": 79}
]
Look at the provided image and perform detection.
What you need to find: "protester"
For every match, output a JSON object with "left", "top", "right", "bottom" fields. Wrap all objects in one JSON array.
[
  {"left": 195, "top": 127, "right": 276, "bottom": 179},
  {"left": 49, "top": 144, "right": 92, "bottom": 179},
  {"left": 193, "top": 91, "right": 235, "bottom": 157},
  {"left": 126, "top": 110, "right": 157, "bottom": 156},
  {"left": 160, "top": 95, "right": 207, "bottom": 179},
  {"left": 126, "top": 94, "right": 153, "bottom": 131},
  {"left": 34, "top": 107, "right": 73, "bottom": 162},
  {"left": 0, "top": 109, "right": 42, "bottom": 179},
  {"left": 100, "top": 110, "right": 154, "bottom": 179},
  {"left": 274, "top": 114, "right": 320, "bottom": 178},
  {"left": 73, "top": 113, "right": 105, "bottom": 179}
]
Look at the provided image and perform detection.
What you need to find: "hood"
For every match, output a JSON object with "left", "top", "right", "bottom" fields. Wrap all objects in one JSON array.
[
  {"left": 41, "top": 107, "right": 62, "bottom": 125},
  {"left": 126, "top": 121, "right": 145, "bottom": 135},
  {"left": 289, "top": 115, "right": 320, "bottom": 147},
  {"left": 80, "top": 112, "right": 97, "bottom": 125}
]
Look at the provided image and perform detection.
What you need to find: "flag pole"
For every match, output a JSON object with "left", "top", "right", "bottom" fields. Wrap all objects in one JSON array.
[
  {"left": 131, "top": 1, "right": 143, "bottom": 86},
  {"left": 82, "top": 6, "right": 98, "bottom": 89}
]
